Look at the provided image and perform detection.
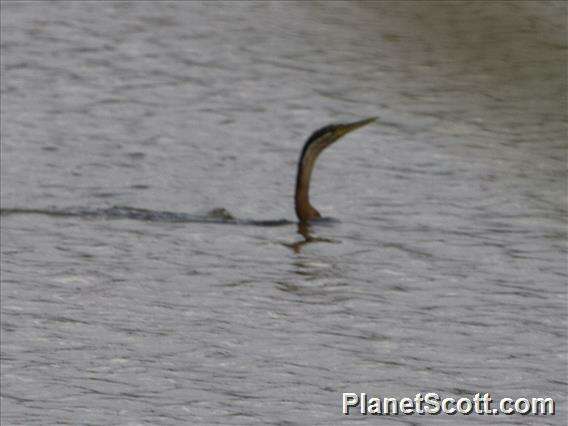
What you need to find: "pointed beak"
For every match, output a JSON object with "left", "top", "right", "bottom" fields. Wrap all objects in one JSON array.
[{"left": 336, "top": 117, "right": 377, "bottom": 137}]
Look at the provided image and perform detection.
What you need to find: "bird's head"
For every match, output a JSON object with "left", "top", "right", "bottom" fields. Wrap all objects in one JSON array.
[{"left": 299, "top": 117, "right": 377, "bottom": 162}]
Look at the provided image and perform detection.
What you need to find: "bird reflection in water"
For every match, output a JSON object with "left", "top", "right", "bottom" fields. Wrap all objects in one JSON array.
[{"left": 283, "top": 222, "right": 337, "bottom": 254}]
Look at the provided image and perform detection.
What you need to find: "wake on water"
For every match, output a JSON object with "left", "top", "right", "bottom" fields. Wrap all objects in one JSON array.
[{"left": 0, "top": 206, "right": 294, "bottom": 227}]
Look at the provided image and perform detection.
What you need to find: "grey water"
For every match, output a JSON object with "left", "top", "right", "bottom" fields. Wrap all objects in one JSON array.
[{"left": 1, "top": 1, "right": 566, "bottom": 425}]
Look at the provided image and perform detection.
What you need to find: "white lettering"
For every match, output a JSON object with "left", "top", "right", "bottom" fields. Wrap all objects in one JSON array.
[
  {"left": 384, "top": 397, "right": 398, "bottom": 414},
  {"left": 414, "top": 393, "right": 425, "bottom": 414},
  {"left": 500, "top": 397, "right": 514, "bottom": 414},
  {"left": 533, "top": 397, "right": 555, "bottom": 415},
  {"left": 399, "top": 397, "right": 413, "bottom": 414},
  {"left": 360, "top": 392, "right": 366, "bottom": 414},
  {"left": 457, "top": 397, "right": 473, "bottom": 414},
  {"left": 341, "top": 392, "right": 555, "bottom": 416},
  {"left": 342, "top": 393, "right": 359, "bottom": 415},
  {"left": 368, "top": 397, "right": 381, "bottom": 414},
  {"left": 442, "top": 397, "right": 456, "bottom": 415},
  {"left": 515, "top": 398, "right": 530, "bottom": 414},
  {"left": 424, "top": 392, "right": 441, "bottom": 414}
]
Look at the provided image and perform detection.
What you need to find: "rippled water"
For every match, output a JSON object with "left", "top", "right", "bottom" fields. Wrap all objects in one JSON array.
[{"left": 1, "top": 2, "right": 566, "bottom": 425}]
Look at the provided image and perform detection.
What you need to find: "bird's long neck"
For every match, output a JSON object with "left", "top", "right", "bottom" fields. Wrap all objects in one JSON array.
[
  {"left": 295, "top": 143, "right": 323, "bottom": 222},
  {"left": 292, "top": 117, "right": 375, "bottom": 223}
]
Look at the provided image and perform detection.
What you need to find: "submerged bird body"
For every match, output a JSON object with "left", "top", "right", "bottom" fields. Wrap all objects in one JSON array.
[{"left": 294, "top": 117, "right": 376, "bottom": 223}]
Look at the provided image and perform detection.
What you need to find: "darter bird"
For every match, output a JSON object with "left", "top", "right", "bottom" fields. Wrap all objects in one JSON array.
[{"left": 294, "top": 117, "right": 376, "bottom": 223}]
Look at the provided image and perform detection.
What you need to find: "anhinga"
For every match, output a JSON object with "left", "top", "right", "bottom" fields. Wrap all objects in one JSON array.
[
  {"left": 294, "top": 117, "right": 376, "bottom": 223},
  {"left": 0, "top": 117, "right": 377, "bottom": 228}
]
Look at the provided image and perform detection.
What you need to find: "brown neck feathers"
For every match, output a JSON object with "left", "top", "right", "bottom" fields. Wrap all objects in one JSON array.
[{"left": 294, "top": 141, "right": 326, "bottom": 222}]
